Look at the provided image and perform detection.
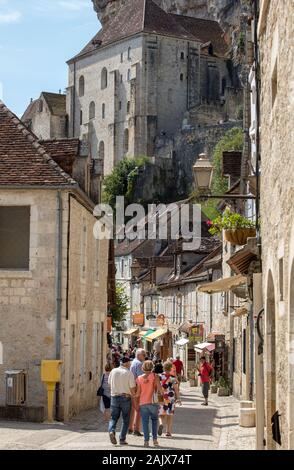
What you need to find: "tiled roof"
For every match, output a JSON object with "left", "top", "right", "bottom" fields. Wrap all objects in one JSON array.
[
  {"left": 0, "top": 101, "right": 76, "bottom": 187},
  {"left": 69, "top": 0, "right": 227, "bottom": 62},
  {"left": 40, "top": 138, "right": 80, "bottom": 175}
]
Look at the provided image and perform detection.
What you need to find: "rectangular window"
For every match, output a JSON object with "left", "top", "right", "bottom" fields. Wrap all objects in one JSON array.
[
  {"left": 272, "top": 60, "right": 278, "bottom": 107},
  {"left": 80, "top": 323, "right": 87, "bottom": 381},
  {"left": 279, "top": 257, "right": 284, "bottom": 301},
  {"left": 232, "top": 338, "right": 236, "bottom": 373},
  {"left": 0, "top": 206, "right": 30, "bottom": 270},
  {"left": 70, "top": 325, "right": 75, "bottom": 388},
  {"left": 243, "top": 329, "right": 246, "bottom": 374}
]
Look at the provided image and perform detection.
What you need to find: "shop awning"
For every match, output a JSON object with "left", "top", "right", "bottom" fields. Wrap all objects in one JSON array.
[
  {"left": 123, "top": 328, "right": 139, "bottom": 336},
  {"left": 175, "top": 338, "right": 189, "bottom": 346},
  {"left": 145, "top": 328, "right": 167, "bottom": 342},
  {"left": 194, "top": 342, "right": 215, "bottom": 353},
  {"left": 138, "top": 328, "right": 156, "bottom": 338},
  {"left": 198, "top": 274, "right": 247, "bottom": 294}
]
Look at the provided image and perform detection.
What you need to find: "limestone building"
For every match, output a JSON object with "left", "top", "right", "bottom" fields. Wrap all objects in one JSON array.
[
  {"left": 0, "top": 101, "right": 109, "bottom": 421},
  {"left": 67, "top": 0, "right": 238, "bottom": 176},
  {"left": 258, "top": 0, "right": 294, "bottom": 450},
  {"left": 22, "top": 92, "right": 67, "bottom": 141}
]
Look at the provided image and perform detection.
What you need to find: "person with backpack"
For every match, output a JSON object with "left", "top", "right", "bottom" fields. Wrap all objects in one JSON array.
[
  {"left": 197, "top": 355, "right": 213, "bottom": 406},
  {"left": 97, "top": 363, "right": 112, "bottom": 421}
]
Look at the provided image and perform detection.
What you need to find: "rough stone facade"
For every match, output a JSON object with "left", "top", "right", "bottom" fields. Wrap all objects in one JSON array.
[
  {"left": 0, "top": 190, "right": 108, "bottom": 421},
  {"left": 68, "top": 1, "right": 240, "bottom": 176},
  {"left": 258, "top": 0, "right": 294, "bottom": 450}
]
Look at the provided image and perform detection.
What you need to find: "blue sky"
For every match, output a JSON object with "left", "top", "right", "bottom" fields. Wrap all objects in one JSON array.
[{"left": 0, "top": 0, "right": 101, "bottom": 116}]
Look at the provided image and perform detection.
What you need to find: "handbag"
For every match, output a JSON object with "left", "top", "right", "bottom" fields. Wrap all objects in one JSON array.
[{"left": 97, "top": 374, "right": 105, "bottom": 397}]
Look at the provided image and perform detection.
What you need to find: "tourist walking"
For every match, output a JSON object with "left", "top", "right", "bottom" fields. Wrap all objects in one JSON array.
[
  {"left": 197, "top": 355, "right": 213, "bottom": 406},
  {"left": 135, "top": 360, "right": 161, "bottom": 448},
  {"left": 158, "top": 361, "right": 181, "bottom": 438},
  {"left": 129, "top": 348, "right": 145, "bottom": 436},
  {"left": 173, "top": 355, "right": 184, "bottom": 387},
  {"left": 108, "top": 357, "right": 136, "bottom": 445},
  {"left": 98, "top": 363, "right": 112, "bottom": 421}
]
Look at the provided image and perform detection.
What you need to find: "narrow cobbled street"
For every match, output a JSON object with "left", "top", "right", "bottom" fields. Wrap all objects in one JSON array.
[{"left": 0, "top": 384, "right": 255, "bottom": 451}]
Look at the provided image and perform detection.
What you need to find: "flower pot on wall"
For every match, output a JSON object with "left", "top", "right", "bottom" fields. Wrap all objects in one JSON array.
[{"left": 224, "top": 228, "right": 256, "bottom": 246}]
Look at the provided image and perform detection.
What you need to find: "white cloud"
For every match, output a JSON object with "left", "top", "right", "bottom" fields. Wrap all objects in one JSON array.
[{"left": 0, "top": 11, "right": 21, "bottom": 24}]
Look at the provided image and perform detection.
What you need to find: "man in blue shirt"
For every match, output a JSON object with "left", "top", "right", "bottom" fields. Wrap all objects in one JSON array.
[{"left": 129, "top": 348, "right": 145, "bottom": 435}]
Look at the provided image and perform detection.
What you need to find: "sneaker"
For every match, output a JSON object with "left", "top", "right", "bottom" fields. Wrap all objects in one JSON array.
[
  {"left": 153, "top": 440, "right": 159, "bottom": 447},
  {"left": 166, "top": 432, "right": 172, "bottom": 438},
  {"left": 109, "top": 432, "right": 117, "bottom": 445},
  {"left": 133, "top": 430, "right": 143, "bottom": 437},
  {"left": 144, "top": 441, "right": 150, "bottom": 447},
  {"left": 201, "top": 402, "right": 208, "bottom": 406},
  {"left": 158, "top": 424, "right": 163, "bottom": 436},
  {"left": 119, "top": 441, "right": 129, "bottom": 446},
  {"left": 128, "top": 429, "right": 133, "bottom": 435}
]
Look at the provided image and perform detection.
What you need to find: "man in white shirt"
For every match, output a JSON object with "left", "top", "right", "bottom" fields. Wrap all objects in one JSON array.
[{"left": 108, "top": 356, "right": 136, "bottom": 445}]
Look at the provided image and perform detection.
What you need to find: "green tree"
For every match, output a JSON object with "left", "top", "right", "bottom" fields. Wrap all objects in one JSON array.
[
  {"left": 102, "top": 156, "right": 149, "bottom": 209},
  {"left": 202, "top": 127, "right": 243, "bottom": 219},
  {"left": 109, "top": 283, "right": 129, "bottom": 328}
]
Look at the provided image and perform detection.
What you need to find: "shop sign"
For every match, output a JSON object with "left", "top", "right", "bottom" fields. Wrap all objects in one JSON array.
[
  {"left": 133, "top": 313, "right": 144, "bottom": 326},
  {"left": 107, "top": 316, "right": 112, "bottom": 332},
  {"left": 189, "top": 324, "right": 204, "bottom": 344}
]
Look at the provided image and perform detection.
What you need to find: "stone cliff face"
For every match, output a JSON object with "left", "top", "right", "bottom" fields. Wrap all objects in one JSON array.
[{"left": 92, "top": 0, "right": 242, "bottom": 30}]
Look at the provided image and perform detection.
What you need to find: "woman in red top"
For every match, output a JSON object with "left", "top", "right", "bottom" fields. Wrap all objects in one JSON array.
[{"left": 197, "top": 355, "right": 213, "bottom": 406}]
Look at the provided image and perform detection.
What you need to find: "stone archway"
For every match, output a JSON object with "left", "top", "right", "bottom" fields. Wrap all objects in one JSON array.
[
  {"left": 266, "top": 270, "right": 277, "bottom": 449},
  {"left": 289, "top": 260, "right": 294, "bottom": 449}
]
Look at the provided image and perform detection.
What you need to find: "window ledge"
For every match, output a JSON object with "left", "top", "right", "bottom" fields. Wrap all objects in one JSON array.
[{"left": 0, "top": 270, "right": 32, "bottom": 279}]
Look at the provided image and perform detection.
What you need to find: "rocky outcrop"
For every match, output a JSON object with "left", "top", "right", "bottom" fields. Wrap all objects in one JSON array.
[{"left": 92, "top": 0, "right": 242, "bottom": 30}]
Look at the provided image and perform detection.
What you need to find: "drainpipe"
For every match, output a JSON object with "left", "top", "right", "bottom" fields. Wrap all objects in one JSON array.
[
  {"left": 55, "top": 191, "right": 63, "bottom": 420},
  {"left": 249, "top": 301, "right": 254, "bottom": 401}
]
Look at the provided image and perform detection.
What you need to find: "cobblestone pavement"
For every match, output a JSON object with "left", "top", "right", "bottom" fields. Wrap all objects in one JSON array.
[{"left": 0, "top": 384, "right": 255, "bottom": 450}]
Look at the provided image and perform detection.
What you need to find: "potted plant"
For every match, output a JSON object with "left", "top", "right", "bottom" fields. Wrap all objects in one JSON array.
[
  {"left": 188, "top": 368, "right": 197, "bottom": 387},
  {"left": 217, "top": 377, "right": 230, "bottom": 397},
  {"left": 207, "top": 209, "right": 256, "bottom": 246},
  {"left": 210, "top": 382, "right": 218, "bottom": 394}
]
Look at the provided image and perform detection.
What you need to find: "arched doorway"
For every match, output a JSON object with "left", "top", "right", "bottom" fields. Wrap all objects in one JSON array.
[
  {"left": 266, "top": 270, "right": 277, "bottom": 449},
  {"left": 289, "top": 260, "right": 294, "bottom": 448}
]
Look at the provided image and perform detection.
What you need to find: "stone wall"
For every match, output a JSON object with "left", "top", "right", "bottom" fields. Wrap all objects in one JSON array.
[
  {"left": 0, "top": 190, "right": 59, "bottom": 409},
  {"left": 259, "top": 0, "right": 294, "bottom": 450}
]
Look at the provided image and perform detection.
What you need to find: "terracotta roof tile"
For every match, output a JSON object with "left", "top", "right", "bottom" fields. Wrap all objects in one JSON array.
[
  {"left": 0, "top": 101, "right": 76, "bottom": 187},
  {"left": 40, "top": 138, "right": 80, "bottom": 175},
  {"left": 69, "top": 0, "right": 227, "bottom": 62}
]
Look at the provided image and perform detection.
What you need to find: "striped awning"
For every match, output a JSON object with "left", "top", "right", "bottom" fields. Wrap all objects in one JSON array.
[
  {"left": 145, "top": 328, "right": 167, "bottom": 342},
  {"left": 123, "top": 328, "right": 139, "bottom": 336},
  {"left": 138, "top": 329, "right": 155, "bottom": 338}
]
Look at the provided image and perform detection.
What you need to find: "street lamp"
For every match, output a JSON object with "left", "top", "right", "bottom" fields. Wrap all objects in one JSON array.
[
  {"left": 146, "top": 292, "right": 160, "bottom": 321},
  {"left": 193, "top": 153, "right": 214, "bottom": 192},
  {"left": 192, "top": 153, "right": 256, "bottom": 201}
]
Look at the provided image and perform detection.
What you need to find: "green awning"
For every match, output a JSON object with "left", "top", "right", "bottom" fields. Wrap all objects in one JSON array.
[{"left": 139, "top": 328, "right": 156, "bottom": 339}]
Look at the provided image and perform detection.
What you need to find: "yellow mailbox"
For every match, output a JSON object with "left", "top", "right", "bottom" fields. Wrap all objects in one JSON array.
[{"left": 41, "top": 360, "right": 62, "bottom": 423}]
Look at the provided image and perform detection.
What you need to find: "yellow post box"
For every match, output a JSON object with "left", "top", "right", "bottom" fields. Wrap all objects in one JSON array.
[{"left": 41, "top": 360, "right": 62, "bottom": 423}]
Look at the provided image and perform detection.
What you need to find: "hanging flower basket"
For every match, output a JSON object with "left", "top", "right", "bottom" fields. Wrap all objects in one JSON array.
[{"left": 224, "top": 228, "right": 256, "bottom": 246}]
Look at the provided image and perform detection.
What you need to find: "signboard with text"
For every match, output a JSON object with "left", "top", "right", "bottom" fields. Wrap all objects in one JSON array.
[
  {"left": 189, "top": 324, "right": 204, "bottom": 344},
  {"left": 133, "top": 313, "right": 144, "bottom": 326}
]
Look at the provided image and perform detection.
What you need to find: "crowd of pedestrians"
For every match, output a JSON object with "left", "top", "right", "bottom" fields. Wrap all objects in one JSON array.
[{"left": 98, "top": 343, "right": 213, "bottom": 447}]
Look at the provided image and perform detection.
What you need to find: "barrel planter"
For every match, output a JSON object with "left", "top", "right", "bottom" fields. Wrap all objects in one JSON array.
[{"left": 224, "top": 228, "right": 256, "bottom": 246}]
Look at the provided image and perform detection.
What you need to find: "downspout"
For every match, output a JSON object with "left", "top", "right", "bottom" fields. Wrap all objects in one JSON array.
[
  {"left": 55, "top": 191, "right": 63, "bottom": 420},
  {"left": 249, "top": 301, "right": 254, "bottom": 401}
]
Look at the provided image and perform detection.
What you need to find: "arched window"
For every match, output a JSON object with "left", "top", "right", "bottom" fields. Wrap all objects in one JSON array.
[
  {"left": 120, "top": 52, "right": 124, "bottom": 63},
  {"left": 124, "top": 129, "right": 129, "bottom": 154},
  {"left": 101, "top": 67, "right": 108, "bottom": 89},
  {"left": 102, "top": 103, "right": 105, "bottom": 119},
  {"left": 89, "top": 101, "right": 95, "bottom": 120},
  {"left": 39, "top": 100, "right": 43, "bottom": 113},
  {"left": 127, "top": 101, "right": 130, "bottom": 113},
  {"left": 180, "top": 73, "right": 184, "bottom": 81},
  {"left": 128, "top": 47, "right": 131, "bottom": 60},
  {"left": 79, "top": 75, "right": 85, "bottom": 97},
  {"left": 80, "top": 109, "right": 83, "bottom": 125}
]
